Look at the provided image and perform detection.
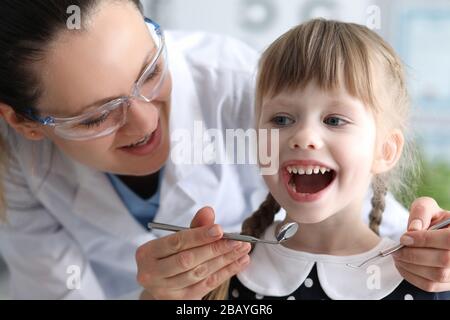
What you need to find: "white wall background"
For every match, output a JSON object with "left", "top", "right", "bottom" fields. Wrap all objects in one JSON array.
[{"left": 143, "top": 0, "right": 373, "bottom": 51}]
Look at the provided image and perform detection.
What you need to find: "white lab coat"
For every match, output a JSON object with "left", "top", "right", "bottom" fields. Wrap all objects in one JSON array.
[{"left": 0, "top": 31, "right": 408, "bottom": 300}]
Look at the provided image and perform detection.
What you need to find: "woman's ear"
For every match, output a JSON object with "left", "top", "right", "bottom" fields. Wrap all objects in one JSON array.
[
  {"left": 0, "top": 104, "right": 45, "bottom": 141},
  {"left": 372, "top": 129, "right": 404, "bottom": 174}
]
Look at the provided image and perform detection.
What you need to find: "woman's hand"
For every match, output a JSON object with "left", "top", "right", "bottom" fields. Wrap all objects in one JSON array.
[
  {"left": 393, "top": 197, "right": 450, "bottom": 292},
  {"left": 136, "top": 207, "right": 251, "bottom": 300}
]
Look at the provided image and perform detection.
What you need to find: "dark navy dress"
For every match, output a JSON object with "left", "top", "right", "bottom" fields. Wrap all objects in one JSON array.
[
  {"left": 228, "top": 224, "right": 450, "bottom": 300},
  {"left": 229, "top": 265, "right": 450, "bottom": 300}
]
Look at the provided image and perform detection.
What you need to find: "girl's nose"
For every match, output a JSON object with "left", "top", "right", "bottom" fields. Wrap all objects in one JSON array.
[
  {"left": 288, "top": 127, "right": 324, "bottom": 151},
  {"left": 122, "top": 99, "right": 159, "bottom": 134}
]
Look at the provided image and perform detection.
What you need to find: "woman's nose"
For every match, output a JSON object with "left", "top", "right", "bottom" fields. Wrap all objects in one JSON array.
[
  {"left": 122, "top": 99, "right": 159, "bottom": 134},
  {"left": 288, "top": 127, "right": 324, "bottom": 151}
]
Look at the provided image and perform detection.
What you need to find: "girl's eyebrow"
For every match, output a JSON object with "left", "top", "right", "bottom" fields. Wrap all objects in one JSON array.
[
  {"left": 262, "top": 94, "right": 364, "bottom": 114},
  {"left": 325, "top": 98, "right": 361, "bottom": 112},
  {"left": 326, "top": 100, "right": 348, "bottom": 110},
  {"left": 262, "top": 96, "right": 300, "bottom": 109}
]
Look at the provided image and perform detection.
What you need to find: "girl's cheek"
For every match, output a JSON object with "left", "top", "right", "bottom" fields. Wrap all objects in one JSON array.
[
  {"left": 339, "top": 139, "right": 376, "bottom": 179},
  {"left": 263, "top": 175, "right": 279, "bottom": 192},
  {"left": 258, "top": 127, "right": 281, "bottom": 158}
]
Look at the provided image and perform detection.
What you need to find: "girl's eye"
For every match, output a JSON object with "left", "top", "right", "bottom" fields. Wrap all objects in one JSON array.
[
  {"left": 81, "top": 112, "right": 110, "bottom": 128},
  {"left": 324, "top": 116, "right": 349, "bottom": 127},
  {"left": 271, "top": 115, "right": 295, "bottom": 127}
]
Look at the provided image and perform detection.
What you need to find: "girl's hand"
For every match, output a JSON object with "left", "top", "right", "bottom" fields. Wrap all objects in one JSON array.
[
  {"left": 136, "top": 207, "right": 251, "bottom": 300},
  {"left": 393, "top": 197, "right": 450, "bottom": 292}
]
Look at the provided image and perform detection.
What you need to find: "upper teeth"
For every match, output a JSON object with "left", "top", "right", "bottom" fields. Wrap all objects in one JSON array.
[{"left": 287, "top": 166, "right": 331, "bottom": 175}]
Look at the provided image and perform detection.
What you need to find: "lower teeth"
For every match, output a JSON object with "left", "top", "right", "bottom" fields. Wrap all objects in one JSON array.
[
  {"left": 291, "top": 183, "right": 313, "bottom": 195},
  {"left": 290, "top": 181, "right": 298, "bottom": 193}
]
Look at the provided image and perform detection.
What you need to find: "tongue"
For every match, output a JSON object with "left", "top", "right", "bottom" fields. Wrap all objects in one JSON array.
[{"left": 293, "top": 172, "right": 333, "bottom": 194}]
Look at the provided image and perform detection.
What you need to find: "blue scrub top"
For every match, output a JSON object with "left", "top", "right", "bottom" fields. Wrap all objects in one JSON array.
[{"left": 106, "top": 171, "right": 163, "bottom": 229}]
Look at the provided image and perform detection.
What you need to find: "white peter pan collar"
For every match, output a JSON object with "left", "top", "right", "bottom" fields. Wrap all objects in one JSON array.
[{"left": 237, "top": 222, "right": 404, "bottom": 300}]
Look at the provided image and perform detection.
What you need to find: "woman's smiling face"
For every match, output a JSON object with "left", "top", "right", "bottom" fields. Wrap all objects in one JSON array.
[
  {"left": 32, "top": 1, "right": 172, "bottom": 175},
  {"left": 258, "top": 81, "right": 379, "bottom": 224}
]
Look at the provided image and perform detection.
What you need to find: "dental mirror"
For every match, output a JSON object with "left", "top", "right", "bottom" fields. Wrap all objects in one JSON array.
[{"left": 276, "top": 222, "right": 299, "bottom": 243}]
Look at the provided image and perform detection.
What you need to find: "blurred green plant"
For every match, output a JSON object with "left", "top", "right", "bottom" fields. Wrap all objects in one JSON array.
[
  {"left": 416, "top": 160, "right": 450, "bottom": 210},
  {"left": 393, "top": 144, "right": 450, "bottom": 211}
]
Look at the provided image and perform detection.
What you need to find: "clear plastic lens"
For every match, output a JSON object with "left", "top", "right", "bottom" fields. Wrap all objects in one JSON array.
[
  {"left": 55, "top": 101, "right": 128, "bottom": 140},
  {"left": 56, "top": 46, "right": 166, "bottom": 140},
  {"left": 139, "top": 54, "right": 166, "bottom": 101}
]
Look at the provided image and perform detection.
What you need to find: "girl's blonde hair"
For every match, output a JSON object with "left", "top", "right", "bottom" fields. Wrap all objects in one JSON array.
[{"left": 205, "top": 19, "right": 419, "bottom": 300}]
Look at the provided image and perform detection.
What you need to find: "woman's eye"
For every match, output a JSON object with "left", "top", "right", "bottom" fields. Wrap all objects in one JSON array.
[
  {"left": 324, "top": 116, "right": 349, "bottom": 127},
  {"left": 81, "top": 112, "right": 109, "bottom": 128}
]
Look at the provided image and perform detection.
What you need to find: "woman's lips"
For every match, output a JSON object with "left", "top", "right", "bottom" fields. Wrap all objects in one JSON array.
[{"left": 119, "top": 121, "right": 162, "bottom": 157}]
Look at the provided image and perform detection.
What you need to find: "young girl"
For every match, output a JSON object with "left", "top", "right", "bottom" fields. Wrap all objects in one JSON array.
[{"left": 207, "top": 19, "right": 450, "bottom": 300}]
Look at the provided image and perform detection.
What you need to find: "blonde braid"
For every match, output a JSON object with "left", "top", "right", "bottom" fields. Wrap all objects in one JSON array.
[
  {"left": 369, "top": 176, "right": 387, "bottom": 235},
  {"left": 204, "top": 193, "right": 280, "bottom": 300},
  {"left": 241, "top": 193, "right": 281, "bottom": 250}
]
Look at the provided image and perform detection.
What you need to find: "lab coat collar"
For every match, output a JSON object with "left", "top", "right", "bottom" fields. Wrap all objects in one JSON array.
[{"left": 238, "top": 222, "right": 404, "bottom": 300}]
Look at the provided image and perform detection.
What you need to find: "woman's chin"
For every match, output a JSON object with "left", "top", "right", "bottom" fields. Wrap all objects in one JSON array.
[
  {"left": 132, "top": 152, "right": 169, "bottom": 176},
  {"left": 112, "top": 145, "right": 170, "bottom": 176}
]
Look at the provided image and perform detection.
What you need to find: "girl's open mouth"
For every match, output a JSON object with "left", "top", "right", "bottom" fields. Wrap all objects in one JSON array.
[{"left": 282, "top": 162, "right": 337, "bottom": 202}]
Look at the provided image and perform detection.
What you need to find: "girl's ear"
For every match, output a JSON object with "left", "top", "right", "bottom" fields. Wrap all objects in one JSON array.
[
  {"left": 372, "top": 129, "right": 404, "bottom": 174},
  {"left": 0, "top": 104, "right": 45, "bottom": 141}
]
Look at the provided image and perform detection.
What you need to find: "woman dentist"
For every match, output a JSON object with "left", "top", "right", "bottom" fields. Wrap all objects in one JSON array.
[{"left": 0, "top": 0, "right": 449, "bottom": 299}]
